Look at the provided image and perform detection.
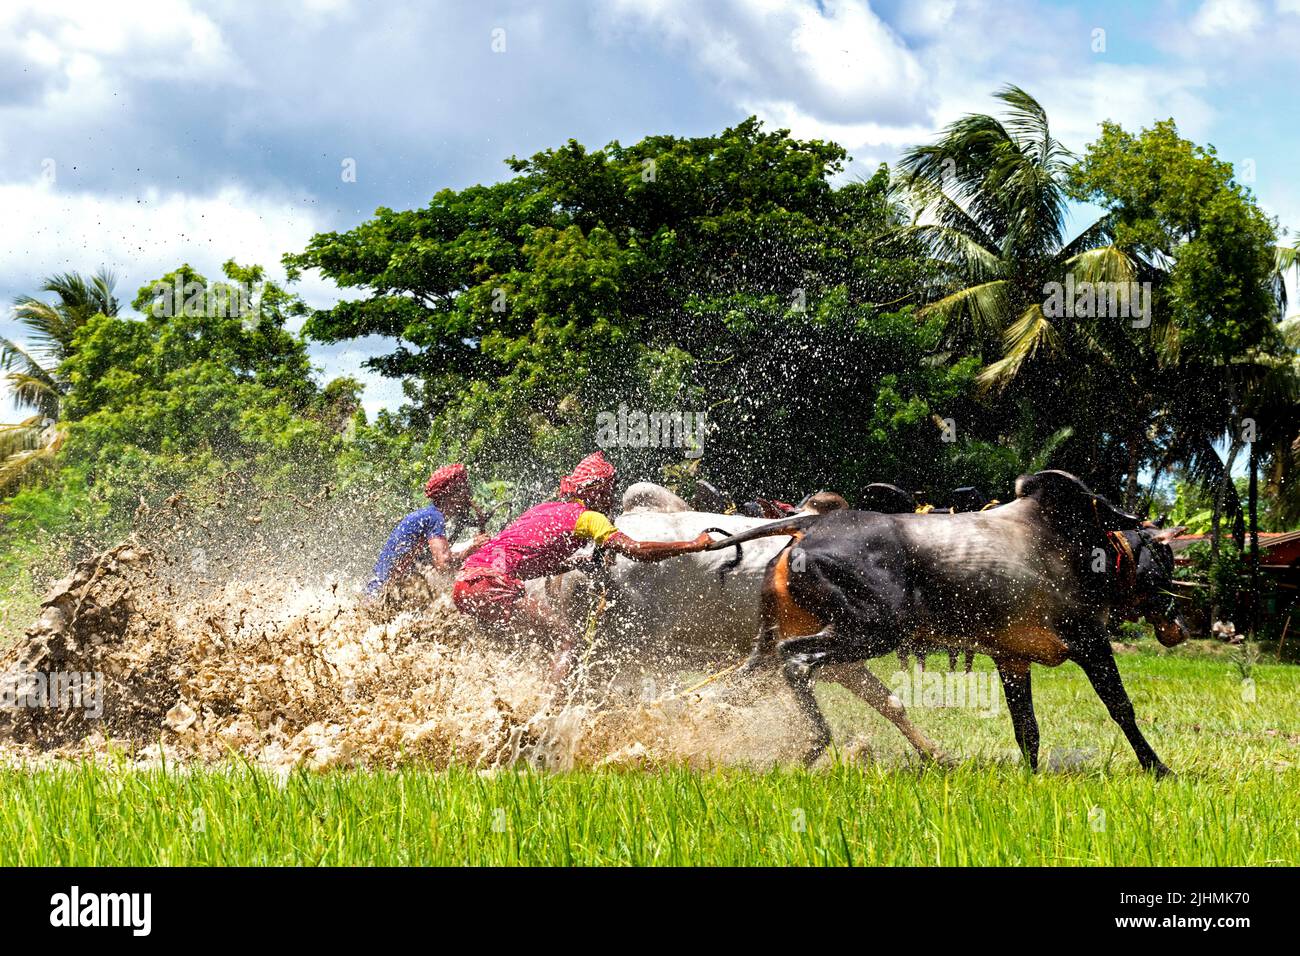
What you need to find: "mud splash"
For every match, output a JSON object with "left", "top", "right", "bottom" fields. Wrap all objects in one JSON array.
[{"left": 0, "top": 531, "right": 804, "bottom": 772}]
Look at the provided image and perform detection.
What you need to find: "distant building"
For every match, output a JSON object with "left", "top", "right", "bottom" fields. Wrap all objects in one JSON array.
[{"left": 1170, "top": 531, "right": 1300, "bottom": 639}]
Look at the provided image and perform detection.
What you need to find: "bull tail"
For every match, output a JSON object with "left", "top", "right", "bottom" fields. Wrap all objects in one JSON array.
[{"left": 702, "top": 515, "right": 821, "bottom": 552}]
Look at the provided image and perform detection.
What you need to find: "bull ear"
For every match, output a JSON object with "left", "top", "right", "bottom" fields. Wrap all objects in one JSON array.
[{"left": 1152, "top": 526, "right": 1187, "bottom": 544}]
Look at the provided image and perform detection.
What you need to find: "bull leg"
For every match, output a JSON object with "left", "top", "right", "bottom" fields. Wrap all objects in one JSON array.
[
  {"left": 1074, "top": 648, "right": 1171, "bottom": 777},
  {"left": 776, "top": 630, "right": 850, "bottom": 765},
  {"left": 821, "top": 662, "right": 948, "bottom": 765},
  {"left": 994, "top": 658, "right": 1039, "bottom": 771},
  {"left": 739, "top": 617, "right": 781, "bottom": 675}
]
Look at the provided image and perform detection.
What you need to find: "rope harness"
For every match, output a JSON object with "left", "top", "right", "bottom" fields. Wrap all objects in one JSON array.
[{"left": 1106, "top": 529, "right": 1139, "bottom": 589}]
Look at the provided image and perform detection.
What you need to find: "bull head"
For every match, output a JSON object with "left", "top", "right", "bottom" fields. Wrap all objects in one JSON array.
[
  {"left": 1018, "top": 472, "right": 1190, "bottom": 647},
  {"left": 1124, "top": 526, "right": 1189, "bottom": 647}
]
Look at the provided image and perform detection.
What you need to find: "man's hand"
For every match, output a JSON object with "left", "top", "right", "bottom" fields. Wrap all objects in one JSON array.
[
  {"left": 450, "top": 532, "right": 492, "bottom": 568},
  {"left": 689, "top": 531, "right": 714, "bottom": 552},
  {"left": 562, "top": 546, "right": 598, "bottom": 574}
]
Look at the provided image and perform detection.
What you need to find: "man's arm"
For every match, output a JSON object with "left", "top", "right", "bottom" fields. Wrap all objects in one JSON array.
[
  {"left": 573, "top": 510, "right": 712, "bottom": 563},
  {"left": 427, "top": 535, "right": 453, "bottom": 571},
  {"left": 601, "top": 530, "right": 713, "bottom": 562},
  {"left": 431, "top": 533, "right": 492, "bottom": 570}
]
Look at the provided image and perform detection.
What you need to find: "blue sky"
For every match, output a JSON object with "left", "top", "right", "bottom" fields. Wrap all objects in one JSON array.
[{"left": 2, "top": 0, "right": 1298, "bottom": 421}]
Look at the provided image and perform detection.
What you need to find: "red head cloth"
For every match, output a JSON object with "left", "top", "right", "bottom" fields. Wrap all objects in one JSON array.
[
  {"left": 424, "top": 463, "right": 469, "bottom": 506},
  {"left": 558, "top": 451, "right": 616, "bottom": 497}
]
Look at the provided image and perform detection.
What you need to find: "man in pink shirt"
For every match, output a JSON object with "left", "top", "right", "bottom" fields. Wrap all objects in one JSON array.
[{"left": 453, "top": 451, "right": 711, "bottom": 646}]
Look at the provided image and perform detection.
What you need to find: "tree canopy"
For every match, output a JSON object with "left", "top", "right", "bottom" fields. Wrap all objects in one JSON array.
[{"left": 285, "top": 118, "right": 1020, "bottom": 501}]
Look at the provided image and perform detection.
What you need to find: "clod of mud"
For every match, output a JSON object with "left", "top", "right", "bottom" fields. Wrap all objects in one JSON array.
[{"left": 1, "top": 535, "right": 805, "bottom": 772}]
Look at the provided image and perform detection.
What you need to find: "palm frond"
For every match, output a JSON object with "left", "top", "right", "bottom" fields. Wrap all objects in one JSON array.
[
  {"left": 9, "top": 297, "right": 73, "bottom": 357},
  {"left": 1272, "top": 244, "right": 1298, "bottom": 319},
  {"left": 0, "top": 416, "right": 51, "bottom": 455},
  {"left": 1063, "top": 244, "right": 1139, "bottom": 286},
  {"left": 1058, "top": 216, "right": 1117, "bottom": 260},
  {"left": 1028, "top": 425, "right": 1075, "bottom": 472},
  {"left": 977, "top": 301, "right": 1060, "bottom": 391},
  {"left": 1275, "top": 244, "right": 1299, "bottom": 276},
  {"left": 919, "top": 279, "right": 1012, "bottom": 342},
  {"left": 994, "top": 84, "right": 1075, "bottom": 174},
  {"left": 0, "top": 336, "right": 62, "bottom": 417},
  {"left": 10, "top": 267, "right": 119, "bottom": 361},
  {"left": 892, "top": 222, "right": 1004, "bottom": 282},
  {"left": 4, "top": 372, "right": 61, "bottom": 420},
  {"left": 0, "top": 418, "right": 65, "bottom": 498}
]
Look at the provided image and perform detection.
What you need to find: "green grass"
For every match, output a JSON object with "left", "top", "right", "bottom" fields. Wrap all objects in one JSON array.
[{"left": 2, "top": 646, "right": 1296, "bottom": 866}]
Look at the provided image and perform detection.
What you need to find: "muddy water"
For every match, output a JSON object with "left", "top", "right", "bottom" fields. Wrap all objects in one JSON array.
[{"left": 0, "top": 529, "right": 804, "bottom": 771}]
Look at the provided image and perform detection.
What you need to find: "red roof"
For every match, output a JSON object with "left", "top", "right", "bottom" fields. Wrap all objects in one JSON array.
[{"left": 1171, "top": 530, "right": 1300, "bottom": 568}]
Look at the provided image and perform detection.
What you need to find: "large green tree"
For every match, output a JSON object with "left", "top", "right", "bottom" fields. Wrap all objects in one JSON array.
[
  {"left": 287, "top": 119, "right": 1017, "bottom": 502},
  {"left": 1069, "top": 119, "right": 1291, "bottom": 542}
]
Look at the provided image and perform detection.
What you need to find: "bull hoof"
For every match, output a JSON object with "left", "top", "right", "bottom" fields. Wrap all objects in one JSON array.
[
  {"left": 1152, "top": 763, "right": 1174, "bottom": 779},
  {"left": 916, "top": 749, "right": 957, "bottom": 770},
  {"left": 802, "top": 738, "right": 831, "bottom": 767},
  {"left": 785, "top": 660, "right": 812, "bottom": 680}
]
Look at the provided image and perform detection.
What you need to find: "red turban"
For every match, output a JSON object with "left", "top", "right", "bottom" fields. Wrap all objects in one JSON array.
[
  {"left": 558, "top": 451, "right": 616, "bottom": 497},
  {"left": 424, "top": 463, "right": 469, "bottom": 505}
]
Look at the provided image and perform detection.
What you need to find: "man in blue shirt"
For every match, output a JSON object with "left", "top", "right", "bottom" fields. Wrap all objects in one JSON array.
[{"left": 365, "top": 464, "right": 487, "bottom": 597}]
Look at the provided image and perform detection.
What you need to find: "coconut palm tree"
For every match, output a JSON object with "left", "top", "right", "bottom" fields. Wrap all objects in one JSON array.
[
  {"left": 893, "top": 86, "right": 1142, "bottom": 364},
  {"left": 0, "top": 268, "right": 118, "bottom": 495},
  {"left": 2, "top": 269, "right": 119, "bottom": 418},
  {"left": 890, "top": 85, "right": 1156, "bottom": 499}
]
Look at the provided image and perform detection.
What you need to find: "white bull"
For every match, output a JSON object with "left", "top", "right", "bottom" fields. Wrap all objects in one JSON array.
[
  {"left": 621, "top": 481, "right": 690, "bottom": 514},
  {"left": 600, "top": 510, "right": 792, "bottom": 656},
  {"left": 523, "top": 482, "right": 845, "bottom": 660}
]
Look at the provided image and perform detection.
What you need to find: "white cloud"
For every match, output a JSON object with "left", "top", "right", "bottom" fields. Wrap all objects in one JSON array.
[
  {"left": 1191, "top": 0, "right": 1265, "bottom": 36},
  {"left": 786, "top": 0, "right": 929, "bottom": 120},
  {"left": 0, "top": 0, "right": 244, "bottom": 102},
  {"left": 741, "top": 98, "right": 932, "bottom": 152},
  {"left": 593, "top": 0, "right": 1221, "bottom": 181},
  {"left": 895, "top": 0, "right": 958, "bottom": 37},
  {"left": 597, "top": 0, "right": 931, "bottom": 125},
  {"left": 0, "top": 179, "right": 329, "bottom": 301}
]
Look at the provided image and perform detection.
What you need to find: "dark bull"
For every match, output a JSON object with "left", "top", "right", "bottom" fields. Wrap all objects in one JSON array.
[{"left": 704, "top": 470, "right": 1188, "bottom": 775}]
